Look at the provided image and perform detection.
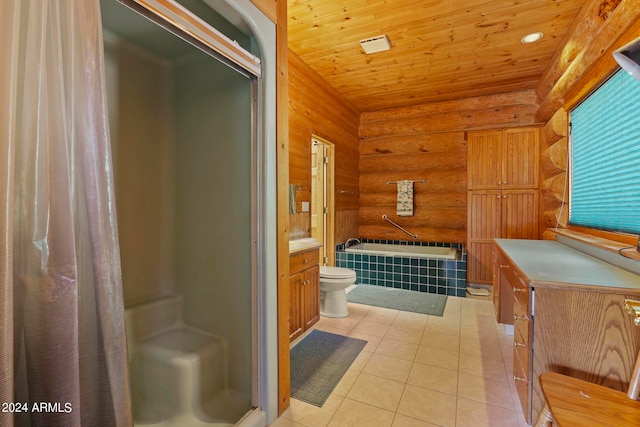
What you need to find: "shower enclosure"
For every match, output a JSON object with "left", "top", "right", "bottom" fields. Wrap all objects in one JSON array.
[{"left": 101, "top": 0, "right": 276, "bottom": 425}]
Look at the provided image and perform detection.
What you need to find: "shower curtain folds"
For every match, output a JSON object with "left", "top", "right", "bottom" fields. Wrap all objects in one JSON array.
[{"left": 0, "top": 1, "right": 132, "bottom": 426}]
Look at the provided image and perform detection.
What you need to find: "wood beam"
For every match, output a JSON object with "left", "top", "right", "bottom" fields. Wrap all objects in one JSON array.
[
  {"left": 536, "top": 0, "right": 640, "bottom": 121},
  {"left": 250, "top": 0, "right": 276, "bottom": 23},
  {"left": 276, "top": 0, "right": 290, "bottom": 416}
]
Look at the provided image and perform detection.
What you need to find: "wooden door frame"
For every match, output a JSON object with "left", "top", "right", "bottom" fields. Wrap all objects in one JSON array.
[{"left": 311, "top": 135, "right": 335, "bottom": 265}]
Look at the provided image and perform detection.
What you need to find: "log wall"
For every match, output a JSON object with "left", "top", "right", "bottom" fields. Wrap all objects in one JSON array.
[
  {"left": 358, "top": 91, "right": 539, "bottom": 244},
  {"left": 535, "top": 0, "right": 639, "bottom": 122},
  {"left": 538, "top": 3, "right": 640, "bottom": 240},
  {"left": 288, "top": 49, "right": 360, "bottom": 241},
  {"left": 540, "top": 109, "right": 569, "bottom": 240}
]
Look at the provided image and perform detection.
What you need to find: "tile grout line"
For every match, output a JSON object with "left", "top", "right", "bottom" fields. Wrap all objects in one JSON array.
[{"left": 286, "top": 297, "right": 524, "bottom": 427}]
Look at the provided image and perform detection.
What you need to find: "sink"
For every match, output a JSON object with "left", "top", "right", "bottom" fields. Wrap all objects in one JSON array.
[
  {"left": 289, "top": 238, "right": 318, "bottom": 252},
  {"left": 296, "top": 237, "right": 317, "bottom": 243}
]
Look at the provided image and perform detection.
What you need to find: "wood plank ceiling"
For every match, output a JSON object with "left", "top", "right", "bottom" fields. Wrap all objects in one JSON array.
[{"left": 287, "top": 0, "right": 587, "bottom": 112}]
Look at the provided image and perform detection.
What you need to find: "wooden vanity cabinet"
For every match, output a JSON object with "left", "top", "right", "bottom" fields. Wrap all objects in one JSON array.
[
  {"left": 492, "top": 247, "right": 513, "bottom": 324},
  {"left": 508, "top": 265, "right": 533, "bottom": 420},
  {"left": 492, "top": 245, "right": 533, "bottom": 418},
  {"left": 494, "top": 242, "right": 640, "bottom": 424},
  {"left": 289, "top": 248, "right": 320, "bottom": 341}
]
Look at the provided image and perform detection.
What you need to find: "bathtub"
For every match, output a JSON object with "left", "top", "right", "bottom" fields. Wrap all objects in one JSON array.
[
  {"left": 345, "top": 242, "right": 457, "bottom": 259},
  {"left": 336, "top": 239, "right": 467, "bottom": 297}
]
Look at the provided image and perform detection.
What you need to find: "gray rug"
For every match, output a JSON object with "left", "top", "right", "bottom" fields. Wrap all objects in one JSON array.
[
  {"left": 290, "top": 330, "right": 367, "bottom": 407},
  {"left": 347, "top": 284, "right": 447, "bottom": 316}
]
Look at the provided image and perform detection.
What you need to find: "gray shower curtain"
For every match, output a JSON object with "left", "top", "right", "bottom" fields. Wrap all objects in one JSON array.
[{"left": 0, "top": 1, "right": 132, "bottom": 426}]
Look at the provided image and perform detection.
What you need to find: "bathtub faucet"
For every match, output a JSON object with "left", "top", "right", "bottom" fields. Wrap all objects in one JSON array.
[{"left": 345, "top": 238, "right": 361, "bottom": 249}]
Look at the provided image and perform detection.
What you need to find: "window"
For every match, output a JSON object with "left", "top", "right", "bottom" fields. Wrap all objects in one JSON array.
[{"left": 569, "top": 68, "right": 640, "bottom": 235}]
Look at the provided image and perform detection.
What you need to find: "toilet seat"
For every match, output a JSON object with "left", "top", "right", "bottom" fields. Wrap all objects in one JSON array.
[{"left": 320, "top": 266, "right": 356, "bottom": 280}]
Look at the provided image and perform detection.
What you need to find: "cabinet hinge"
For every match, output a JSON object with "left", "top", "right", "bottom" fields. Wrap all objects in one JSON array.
[{"left": 323, "top": 156, "right": 329, "bottom": 164}]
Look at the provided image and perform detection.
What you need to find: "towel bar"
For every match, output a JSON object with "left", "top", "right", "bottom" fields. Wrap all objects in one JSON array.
[{"left": 385, "top": 179, "right": 428, "bottom": 185}]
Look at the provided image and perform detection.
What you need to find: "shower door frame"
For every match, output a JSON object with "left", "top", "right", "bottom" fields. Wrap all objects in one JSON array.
[{"left": 112, "top": 0, "right": 278, "bottom": 424}]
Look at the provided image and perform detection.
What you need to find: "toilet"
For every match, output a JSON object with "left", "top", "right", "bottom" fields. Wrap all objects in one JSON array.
[{"left": 319, "top": 266, "right": 357, "bottom": 318}]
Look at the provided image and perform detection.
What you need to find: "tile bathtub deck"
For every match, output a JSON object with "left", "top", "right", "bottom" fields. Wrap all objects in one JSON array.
[{"left": 271, "top": 296, "right": 530, "bottom": 427}]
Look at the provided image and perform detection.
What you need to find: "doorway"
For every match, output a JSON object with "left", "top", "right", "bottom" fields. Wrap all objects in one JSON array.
[{"left": 310, "top": 136, "right": 335, "bottom": 265}]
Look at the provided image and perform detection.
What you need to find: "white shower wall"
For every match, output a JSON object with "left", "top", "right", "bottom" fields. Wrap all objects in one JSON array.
[{"left": 105, "top": 38, "right": 177, "bottom": 307}]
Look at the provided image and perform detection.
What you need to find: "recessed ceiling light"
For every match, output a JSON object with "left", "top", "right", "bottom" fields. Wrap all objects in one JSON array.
[{"left": 521, "top": 32, "right": 543, "bottom": 44}]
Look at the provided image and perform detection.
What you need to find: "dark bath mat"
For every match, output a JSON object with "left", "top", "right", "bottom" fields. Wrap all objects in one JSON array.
[
  {"left": 290, "top": 330, "right": 367, "bottom": 407},
  {"left": 347, "top": 284, "right": 447, "bottom": 316}
]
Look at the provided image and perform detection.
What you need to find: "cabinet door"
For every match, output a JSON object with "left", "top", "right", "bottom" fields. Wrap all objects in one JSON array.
[
  {"left": 468, "top": 242, "right": 496, "bottom": 284},
  {"left": 302, "top": 266, "right": 320, "bottom": 329},
  {"left": 501, "top": 190, "right": 538, "bottom": 240},
  {"left": 467, "top": 191, "right": 501, "bottom": 284},
  {"left": 468, "top": 130, "right": 502, "bottom": 190},
  {"left": 289, "top": 272, "right": 304, "bottom": 341},
  {"left": 503, "top": 128, "right": 539, "bottom": 189}
]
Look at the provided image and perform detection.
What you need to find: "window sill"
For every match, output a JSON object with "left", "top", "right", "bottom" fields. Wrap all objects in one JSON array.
[{"left": 550, "top": 228, "right": 640, "bottom": 262}]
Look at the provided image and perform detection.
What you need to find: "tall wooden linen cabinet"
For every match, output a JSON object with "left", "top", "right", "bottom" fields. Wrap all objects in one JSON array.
[{"left": 467, "top": 127, "right": 540, "bottom": 286}]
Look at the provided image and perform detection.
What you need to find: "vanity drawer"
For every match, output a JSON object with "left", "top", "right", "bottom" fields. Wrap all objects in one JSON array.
[
  {"left": 513, "top": 319, "right": 531, "bottom": 378},
  {"left": 505, "top": 266, "right": 530, "bottom": 311},
  {"left": 513, "top": 303, "right": 532, "bottom": 421},
  {"left": 513, "top": 346, "right": 531, "bottom": 418},
  {"left": 290, "top": 250, "right": 319, "bottom": 275},
  {"left": 513, "top": 298, "right": 531, "bottom": 342}
]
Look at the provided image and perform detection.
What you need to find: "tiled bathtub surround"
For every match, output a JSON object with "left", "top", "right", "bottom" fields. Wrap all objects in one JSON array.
[{"left": 336, "top": 239, "right": 467, "bottom": 298}]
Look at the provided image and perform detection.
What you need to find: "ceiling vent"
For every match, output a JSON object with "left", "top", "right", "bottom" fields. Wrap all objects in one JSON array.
[{"left": 360, "top": 35, "right": 391, "bottom": 54}]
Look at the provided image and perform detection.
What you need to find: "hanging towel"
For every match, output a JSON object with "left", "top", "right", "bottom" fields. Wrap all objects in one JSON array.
[
  {"left": 396, "top": 180, "right": 414, "bottom": 216},
  {"left": 289, "top": 184, "right": 297, "bottom": 214}
]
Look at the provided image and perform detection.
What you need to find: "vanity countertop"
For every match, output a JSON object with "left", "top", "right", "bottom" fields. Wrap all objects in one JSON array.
[
  {"left": 289, "top": 238, "right": 323, "bottom": 255},
  {"left": 494, "top": 238, "right": 640, "bottom": 293}
]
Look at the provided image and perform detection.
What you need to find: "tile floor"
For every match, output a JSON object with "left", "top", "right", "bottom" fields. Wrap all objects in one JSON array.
[{"left": 271, "top": 295, "right": 530, "bottom": 427}]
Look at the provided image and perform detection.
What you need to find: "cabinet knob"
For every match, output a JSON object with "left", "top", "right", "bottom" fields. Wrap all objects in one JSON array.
[
  {"left": 513, "top": 375, "right": 527, "bottom": 382},
  {"left": 513, "top": 314, "right": 528, "bottom": 321},
  {"left": 503, "top": 181, "right": 508, "bottom": 185},
  {"left": 497, "top": 181, "right": 502, "bottom": 185},
  {"left": 303, "top": 258, "right": 310, "bottom": 264},
  {"left": 512, "top": 287, "right": 527, "bottom": 293},
  {"left": 499, "top": 264, "right": 509, "bottom": 269},
  {"left": 514, "top": 341, "right": 526, "bottom": 348}
]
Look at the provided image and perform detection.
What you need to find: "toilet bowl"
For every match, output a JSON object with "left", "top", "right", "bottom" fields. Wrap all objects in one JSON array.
[{"left": 319, "top": 266, "right": 357, "bottom": 318}]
